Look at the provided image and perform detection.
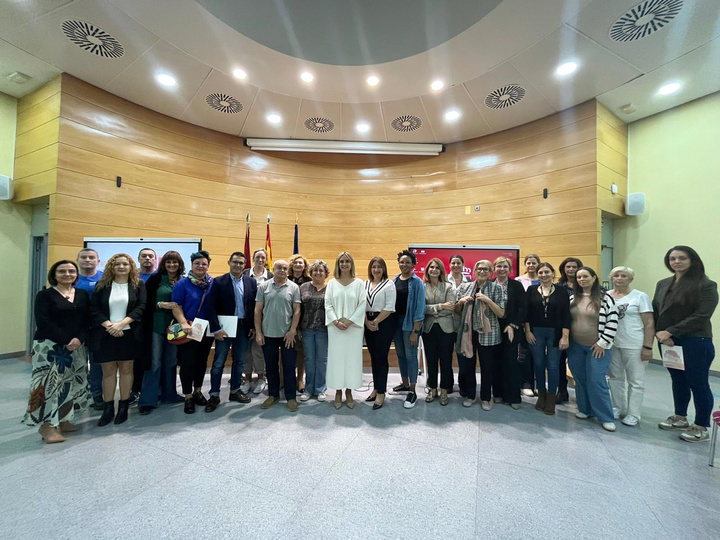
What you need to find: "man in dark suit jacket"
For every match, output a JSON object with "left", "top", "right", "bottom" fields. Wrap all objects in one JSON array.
[{"left": 205, "top": 252, "right": 258, "bottom": 412}]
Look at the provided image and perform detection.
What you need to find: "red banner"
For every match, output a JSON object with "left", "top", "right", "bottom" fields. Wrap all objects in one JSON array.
[{"left": 409, "top": 245, "right": 520, "bottom": 281}]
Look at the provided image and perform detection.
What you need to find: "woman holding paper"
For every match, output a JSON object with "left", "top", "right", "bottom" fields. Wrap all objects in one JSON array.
[
  {"left": 607, "top": 266, "right": 654, "bottom": 427},
  {"left": 90, "top": 253, "right": 146, "bottom": 426},
  {"left": 171, "top": 250, "right": 221, "bottom": 414},
  {"left": 653, "top": 246, "right": 718, "bottom": 442},
  {"left": 325, "top": 252, "right": 366, "bottom": 409}
]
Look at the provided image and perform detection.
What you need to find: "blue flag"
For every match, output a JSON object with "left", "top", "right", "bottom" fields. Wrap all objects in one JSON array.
[{"left": 293, "top": 223, "right": 299, "bottom": 255}]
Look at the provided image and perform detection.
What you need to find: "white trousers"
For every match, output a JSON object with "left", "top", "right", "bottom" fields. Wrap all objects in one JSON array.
[{"left": 608, "top": 347, "right": 647, "bottom": 419}]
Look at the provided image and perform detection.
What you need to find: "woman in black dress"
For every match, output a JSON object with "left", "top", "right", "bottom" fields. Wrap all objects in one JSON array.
[
  {"left": 23, "top": 260, "right": 92, "bottom": 443},
  {"left": 90, "top": 253, "right": 146, "bottom": 426}
]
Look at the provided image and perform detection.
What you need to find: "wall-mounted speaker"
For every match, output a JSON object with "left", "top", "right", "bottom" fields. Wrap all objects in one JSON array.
[
  {"left": 0, "top": 175, "right": 13, "bottom": 201},
  {"left": 626, "top": 192, "right": 645, "bottom": 216}
]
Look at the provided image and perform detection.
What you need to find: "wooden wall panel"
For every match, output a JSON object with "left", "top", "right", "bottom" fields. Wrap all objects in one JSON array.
[
  {"left": 32, "top": 74, "right": 617, "bottom": 279},
  {"left": 595, "top": 103, "right": 628, "bottom": 218}
]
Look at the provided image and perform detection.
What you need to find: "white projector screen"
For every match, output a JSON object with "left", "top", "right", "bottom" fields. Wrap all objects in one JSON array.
[{"left": 83, "top": 238, "right": 202, "bottom": 272}]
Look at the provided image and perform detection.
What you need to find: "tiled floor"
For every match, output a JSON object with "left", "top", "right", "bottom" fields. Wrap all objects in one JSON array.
[{"left": 1, "top": 359, "right": 719, "bottom": 539}]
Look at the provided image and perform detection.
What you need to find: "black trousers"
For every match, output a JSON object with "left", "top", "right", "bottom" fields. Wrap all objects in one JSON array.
[
  {"left": 262, "top": 337, "right": 297, "bottom": 400},
  {"left": 459, "top": 332, "right": 500, "bottom": 401},
  {"left": 558, "top": 350, "right": 568, "bottom": 393},
  {"left": 493, "top": 333, "right": 521, "bottom": 404},
  {"left": 364, "top": 314, "right": 396, "bottom": 394},
  {"left": 423, "top": 325, "right": 455, "bottom": 391},
  {"left": 177, "top": 336, "right": 214, "bottom": 395},
  {"left": 518, "top": 339, "right": 535, "bottom": 390}
]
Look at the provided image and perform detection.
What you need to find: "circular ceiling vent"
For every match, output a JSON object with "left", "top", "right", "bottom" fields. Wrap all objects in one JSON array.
[
  {"left": 391, "top": 115, "right": 423, "bottom": 132},
  {"left": 205, "top": 93, "right": 243, "bottom": 114},
  {"left": 609, "top": 0, "right": 683, "bottom": 42},
  {"left": 304, "top": 117, "right": 335, "bottom": 133},
  {"left": 61, "top": 20, "right": 124, "bottom": 58},
  {"left": 484, "top": 85, "right": 526, "bottom": 109}
]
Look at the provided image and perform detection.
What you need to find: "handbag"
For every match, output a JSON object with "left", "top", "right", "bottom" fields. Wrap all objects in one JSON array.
[{"left": 166, "top": 288, "right": 209, "bottom": 345}]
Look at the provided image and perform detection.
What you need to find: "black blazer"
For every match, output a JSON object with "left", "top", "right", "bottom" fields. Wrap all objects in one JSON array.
[
  {"left": 492, "top": 278, "right": 527, "bottom": 331},
  {"left": 89, "top": 281, "right": 147, "bottom": 351},
  {"left": 653, "top": 276, "right": 718, "bottom": 338},
  {"left": 211, "top": 273, "right": 257, "bottom": 333}
]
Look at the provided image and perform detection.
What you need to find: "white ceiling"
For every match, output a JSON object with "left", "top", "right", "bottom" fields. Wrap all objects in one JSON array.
[{"left": 0, "top": 0, "right": 718, "bottom": 143}]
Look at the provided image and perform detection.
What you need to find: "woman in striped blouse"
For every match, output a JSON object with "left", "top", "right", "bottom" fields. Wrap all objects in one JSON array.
[{"left": 567, "top": 266, "right": 619, "bottom": 432}]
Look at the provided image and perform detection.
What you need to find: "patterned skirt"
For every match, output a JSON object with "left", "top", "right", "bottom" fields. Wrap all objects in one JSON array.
[{"left": 22, "top": 339, "right": 92, "bottom": 427}]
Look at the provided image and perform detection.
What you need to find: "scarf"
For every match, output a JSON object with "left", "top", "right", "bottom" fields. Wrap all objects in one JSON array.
[{"left": 188, "top": 272, "right": 211, "bottom": 290}]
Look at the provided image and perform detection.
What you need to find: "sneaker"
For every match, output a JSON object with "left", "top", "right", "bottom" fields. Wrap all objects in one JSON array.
[
  {"left": 205, "top": 395, "right": 221, "bottom": 413},
  {"left": 253, "top": 379, "right": 267, "bottom": 394},
  {"left": 239, "top": 381, "right": 252, "bottom": 394},
  {"left": 404, "top": 392, "right": 418, "bottom": 409},
  {"left": 679, "top": 424, "right": 709, "bottom": 442},
  {"left": 261, "top": 396, "right": 278, "bottom": 409},
  {"left": 299, "top": 392, "right": 310, "bottom": 402},
  {"left": 658, "top": 415, "right": 689, "bottom": 431},
  {"left": 128, "top": 392, "right": 139, "bottom": 405},
  {"left": 575, "top": 412, "right": 590, "bottom": 419},
  {"left": 392, "top": 383, "right": 410, "bottom": 393},
  {"left": 622, "top": 414, "right": 639, "bottom": 427},
  {"left": 287, "top": 399, "right": 298, "bottom": 412},
  {"left": 613, "top": 408, "right": 622, "bottom": 420},
  {"left": 317, "top": 392, "right": 326, "bottom": 402},
  {"left": 228, "top": 391, "right": 251, "bottom": 404},
  {"left": 462, "top": 398, "right": 475, "bottom": 408},
  {"left": 602, "top": 422, "right": 617, "bottom": 432},
  {"left": 481, "top": 401, "right": 492, "bottom": 411},
  {"left": 521, "top": 388, "right": 535, "bottom": 397}
]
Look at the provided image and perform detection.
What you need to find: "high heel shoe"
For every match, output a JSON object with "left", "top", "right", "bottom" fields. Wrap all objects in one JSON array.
[
  {"left": 373, "top": 395, "right": 385, "bottom": 410},
  {"left": 334, "top": 392, "right": 343, "bottom": 410},
  {"left": 38, "top": 423, "right": 65, "bottom": 444},
  {"left": 345, "top": 390, "right": 355, "bottom": 409},
  {"left": 58, "top": 421, "right": 78, "bottom": 433},
  {"left": 365, "top": 393, "right": 377, "bottom": 402},
  {"left": 97, "top": 401, "right": 115, "bottom": 427}
]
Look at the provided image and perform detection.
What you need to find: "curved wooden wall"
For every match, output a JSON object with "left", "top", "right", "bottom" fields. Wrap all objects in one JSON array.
[{"left": 15, "top": 74, "right": 628, "bottom": 275}]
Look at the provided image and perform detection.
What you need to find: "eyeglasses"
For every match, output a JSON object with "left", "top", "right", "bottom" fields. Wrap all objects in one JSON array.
[{"left": 476, "top": 268, "right": 491, "bottom": 272}]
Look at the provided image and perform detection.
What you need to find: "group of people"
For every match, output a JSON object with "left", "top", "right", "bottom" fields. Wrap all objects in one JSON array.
[{"left": 23, "top": 244, "right": 717, "bottom": 445}]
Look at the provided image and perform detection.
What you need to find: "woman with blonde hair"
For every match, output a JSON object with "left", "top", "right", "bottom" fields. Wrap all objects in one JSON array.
[
  {"left": 325, "top": 252, "right": 366, "bottom": 409},
  {"left": 90, "top": 253, "right": 146, "bottom": 426},
  {"left": 607, "top": 266, "right": 654, "bottom": 426},
  {"left": 422, "top": 258, "right": 456, "bottom": 405}
]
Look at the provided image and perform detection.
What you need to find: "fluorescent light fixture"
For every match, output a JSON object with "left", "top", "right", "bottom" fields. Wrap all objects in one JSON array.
[
  {"left": 156, "top": 73, "right": 177, "bottom": 87},
  {"left": 658, "top": 82, "right": 681, "bottom": 95},
  {"left": 366, "top": 75, "right": 379, "bottom": 86},
  {"left": 246, "top": 138, "right": 443, "bottom": 156},
  {"left": 431, "top": 79, "right": 444, "bottom": 91},
  {"left": 233, "top": 69, "right": 247, "bottom": 80},
  {"left": 300, "top": 71, "right": 314, "bottom": 82},
  {"left": 355, "top": 122, "right": 370, "bottom": 133},
  {"left": 444, "top": 109, "right": 461, "bottom": 121},
  {"left": 555, "top": 62, "right": 578, "bottom": 76},
  {"left": 266, "top": 113, "right": 282, "bottom": 124}
]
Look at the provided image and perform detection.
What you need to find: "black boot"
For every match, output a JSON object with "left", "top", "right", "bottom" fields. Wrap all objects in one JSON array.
[
  {"left": 97, "top": 401, "right": 115, "bottom": 427},
  {"left": 114, "top": 399, "right": 130, "bottom": 425}
]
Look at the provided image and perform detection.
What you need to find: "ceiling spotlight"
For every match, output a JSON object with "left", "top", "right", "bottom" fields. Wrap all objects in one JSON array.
[
  {"left": 366, "top": 75, "right": 379, "bottom": 86},
  {"left": 300, "top": 71, "right": 314, "bottom": 83},
  {"left": 444, "top": 109, "right": 461, "bottom": 121},
  {"left": 156, "top": 73, "right": 177, "bottom": 87},
  {"left": 233, "top": 69, "right": 247, "bottom": 80},
  {"left": 555, "top": 62, "right": 578, "bottom": 76},
  {"left": 356, "top": 122, "right": 370, "bottom": 133},
  {"left": 658, "top": 82, "right": 681, "bottom": 95},
  {"left": 431, "top": 80, "right": 444, "bottom": 91},
  {"left": 266, "top": 113, "right": 282, "bottom": 125}
]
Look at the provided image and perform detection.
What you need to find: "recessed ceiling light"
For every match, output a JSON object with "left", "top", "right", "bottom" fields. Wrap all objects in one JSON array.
[
  {"left": 156, "top": 73, "right": 176, "bottom": 87},
  {"left": 266, "top": 113, "right": 282, "bottom": 125},
  {"left": 555, "top": 62, "right": 578, "bottom": 76},
  {"left": 300, "top": 71, "right": 314, "bottom": 83},
  {"left": 658, "top": 82, "right": 681, "bottom": 95},
  {"left": 233, "top": 69, "right": 247, "bottom": 80},
  {"left": 366, "top": 75, "right": 379, "bottom": 86},
  {"left": 356, "top": 122, "right": 370, "bottom": 133},
  {"left": 431, "top": 80, "right": 444, "bottom": 91},
  {"left": 444, "top": 109, "right": 461, "bottom": 122}
]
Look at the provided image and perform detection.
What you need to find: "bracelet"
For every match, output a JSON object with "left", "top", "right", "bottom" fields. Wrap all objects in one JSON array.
[{"left": 642, "top": 346, "right": 652, "bottom": 350}]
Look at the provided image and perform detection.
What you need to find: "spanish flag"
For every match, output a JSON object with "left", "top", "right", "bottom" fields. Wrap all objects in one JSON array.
[
  {"left": 265, "top": 215, "right": 273, "bottom": 267},
  {"left": 244, "top": 213, "right": 251, "bottom": 260}
]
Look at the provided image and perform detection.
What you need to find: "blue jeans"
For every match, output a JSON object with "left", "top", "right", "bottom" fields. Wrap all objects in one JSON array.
[
  {"left": 394, "top": 327, "right": 419, "bottom": 384},
  {"left": 210, "top": 324, "right": 250, "bottom": 396},
  {"left": 139, "top": 332, "right": 179, "bottom": 407},
  {"left": 302, "top": 329, "right": 328, "bottom": 395},
  {"left": 88, "top": 353, "right": 103, "bottom": 398},
  {"left": 664, "top": 336, "right": 715, "bottom": 428},
  {"left": 529, "top": 327, "right": 561, "bottom": 394},
  {"left": 567, "top": 341, "right": 614, "bottom": 422}
]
